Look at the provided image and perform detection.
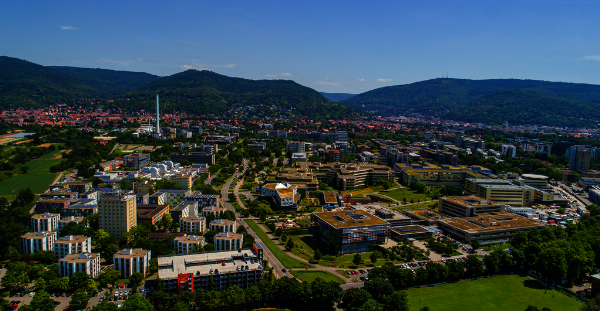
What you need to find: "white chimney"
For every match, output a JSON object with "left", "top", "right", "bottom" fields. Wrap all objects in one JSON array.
[{"left": 156, "top": 94, "right": 160, "bottom": 135}]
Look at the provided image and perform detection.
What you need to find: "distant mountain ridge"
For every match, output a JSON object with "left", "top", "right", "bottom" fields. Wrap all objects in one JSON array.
[
  {"left": 49, "top": 66, "right": 160, "bottom": 96},
  {"left": 320, "top": 92, "right": 356, "bottom": 102}
]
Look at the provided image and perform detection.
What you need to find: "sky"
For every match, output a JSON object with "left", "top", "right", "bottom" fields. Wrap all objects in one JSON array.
[{"left": 2, "top": 0, "right": 600, "bottom": 94}]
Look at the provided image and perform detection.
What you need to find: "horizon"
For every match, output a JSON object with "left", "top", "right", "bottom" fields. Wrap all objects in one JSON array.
[{"left": 2, "top": 1, "right": 600, "bottom": 93}]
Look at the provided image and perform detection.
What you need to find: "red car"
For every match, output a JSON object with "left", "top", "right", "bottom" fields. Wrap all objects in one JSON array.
[{"left": 221, "top": 262, "right": 226, "bottom": 266}]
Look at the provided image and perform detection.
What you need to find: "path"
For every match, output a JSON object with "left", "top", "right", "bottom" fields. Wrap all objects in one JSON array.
[{"left": 233, "top": 178, "right": 247, "bottom": 209}]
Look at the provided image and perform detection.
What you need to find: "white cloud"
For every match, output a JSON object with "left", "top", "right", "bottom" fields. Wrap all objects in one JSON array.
[
  {"left": 213, "top": 63, "right": 236, "bottom": 68},
  {"left": 377, "top": 78, "right": 392, "bottom": 82},
  {"left": 264, "top": 73, "right": 294, "bottom": 78},
  {"left": 315, "top": 81, "right": 341, "bottom": 86},
  {"left": 582, "top": 55, "right": 600, "bottom": 61},
  {"left": 95, "top": 58, "right": 135, "bottom": 66},
  {"left": 60, "top": 26, "right": 78, "bottom": 30},
  {"left": 179, "top": 65, "right": 211, "bottom": 71},
  {"left": 356, "top": 78, "right": 365, "bottom": 82}
]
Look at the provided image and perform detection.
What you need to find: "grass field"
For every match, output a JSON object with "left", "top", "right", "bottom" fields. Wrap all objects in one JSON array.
[
  {"left": 406, "top": 274, "right": 581, "bottom": 311},
  {"left": 393, "top": 201, "right": 439, "bottom": 211},
  {"left": 378, "top": 187, "right": 431, "bottom": 202},
  {"left": 0, "top": 173, "right": 57, "bottom": 196},
  {"left": 12, "top": 150, "right": 63, "bottom": 174},
  {"left": 290, "top": 270, "right": 345, "bottom": 284},
  {"left": 245, "top": 219, "right": 313, "bottom": 269}
]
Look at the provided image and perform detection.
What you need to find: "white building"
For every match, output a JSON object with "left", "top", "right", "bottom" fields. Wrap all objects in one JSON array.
[
  {"left": 214, "top": 232, "right": 243, "bottom": 251},
  {"left": 31, "top": 213, "right": 60, "bottom": 232},
  {"left": 54, "top": 235, "right": 91, "bottom": 259},
  {"left": 21, "top": 231, "right": 56, "bottom": 254},
  {"left": 201, "top": 206, "right": 225, "bottom": 218},
  {"left": 286, "top": 141, "right": 307, "bottom": 153},
  {"left": 209, "top": 219, "right": 236, "bottom": 233},
  {"left": 113, "top": 248, "right": 152, "bottom": 278},
  {"left": 179, "top": 216, "right": 206, "bottom": 234},
  {"left": 59, "top": 252, "right": 101, "bottom": 278},
  {"left": 501, "top": 144, "right": 517, "bottom": 158},
  {"left": 261, "top": 183, "right": 300, "bottom": 208},
  {"left": 174, "top": 235, "right": 205, "bottom": 254}
]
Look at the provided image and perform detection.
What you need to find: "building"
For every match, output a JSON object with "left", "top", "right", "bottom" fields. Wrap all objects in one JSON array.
[
  {"left": 286, "top": 141, "right": 307, "bottom": 153},
  {"left": 187, "top": 192, "right": 220, "bottom": 208},
  {"left": 149, "top": 192, "right": 167, "bottom": 205},
  {"left": 501, "top": 145, "right": 517, "bottom": 158},
  {"left": 98, "top": 192, "right": 137, "bottom": 239},
  {"left": 170, "top": 175, "right": 193, "bottom": 191},
  {"left": 136, "top": 204, "right": 170, "bottom": 225},
  {"left": 31, "top": 213, "right": 60, "bottom": 232},
  {"left": 170, "top": 152, "right": 216, "bottom": 165},
  {"left": 214, "top": 232, "right": 244, "bottom": 251},
  {"left": 58, "top": 253, "right": 101, "bottom": 278},
  {"left": 291, "top": 152, "right": 307, "bottom": 162},
  {"left": 437, "top": 212, "right": 546, "bottom": 244},
  {"left": 174, "top": 235, "right": 205, "bottom": 254},
  {"left": 157, "top": 248, "right": 264, "bottom": 294},
  {"left": 133, "top": 181, "right": 154, "bottom": 194},
  {"left": 589, "top": 186, "right": 600, "bottom": 204},
  {"left": 464, "top": 178, "right": 513, "bottom": 194},
  {"left": 519, "top": 174, "right": 549, "bottom": 188},
  {"left": 179, "top": 216, "right": 207, "bottom": 234},
  {"left": 439, "top": 196, "right": 505, "bottom": 218},
  {"left": 567, "top": 145, "right": 592, "bottom": 171},
  {"left": 401, "top": 209, "right": 449, "bottom": 226},
  {"left": 396, "top": 163, "right": 485, "bottom": 187},
  {"left": 160, "top": 190, "right": 192, "bottom": 204},
  {"left": 201, "top": 206, "right": 225, "bottom": 218},
  {"left": 171, "top": 201, "right": 199, "bottom": 224},
  {"left": 21, "top": 231, "right": 56, "bottom": 254},
  {"left": 580, "top": 177, "right": 600, "bottom": 187},
  {"left": 35, "top": 198, "right": 72, "bottom": 214},
  {"left": 54, "top": 235, "right": 91, "bottom": 260},
  {"left": 123, "top": 153, "right": 151, "bottom": 169},
  {"left": 209, "top": 219, "right": 237, "bottom": 233},
  {"left": 114, "top": 248, "right": 152, "bottom": 278},
  {"left": 62, "top": 203, "right": 97, "bottom": 217},
  {"left": 66, "top": 182, "right": 93, "bottom": 194},
  {"left": 391, "top": 225, "right": 434, "bottom": 240},
  {"left": 261, "top": 183, "right": 301, "bottom": 208},
  {"left": 248, "top": 142, "right": 267, "bottom": 151},
  {"left": 476, "top": 184, "right": 536, "bottom": 206},
  {"left": 58, "top": 216, "right": 85, "bottom": 231},
  {"left": 310, "top": 210, "right": 391, "bottom": 254}
]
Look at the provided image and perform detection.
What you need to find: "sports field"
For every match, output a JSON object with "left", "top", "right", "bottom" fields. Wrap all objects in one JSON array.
[
  {"left": 406, "top": 274, "right": 581, "bottom": 311},
  {"left": 290, "top": 270, "right": 344, "bottom": 284}
]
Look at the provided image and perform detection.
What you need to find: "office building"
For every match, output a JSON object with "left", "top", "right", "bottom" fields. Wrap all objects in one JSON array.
[
  {"left": 179, "top": 216, "right": 206, "bottom": 234},
  {"left": 170, "top": 175, "right": 193, "bottom": 191},
  {"left": 310, "top": 210, "right": 391, "bottom": 254},
  {"left": 123, "top": 153, "right": 151, "bottom": 169},
  {"left": 35, "top": 198, "right": 72, "bottom": 214},
  {"left": 209, "top": 219, "right": 236, "bottom": 233},
  {"left": 391, "top": 225, "right": 434, "bottom": 240},
  {"left": 114, "top": 248, "right": 151, "bottom": 278},
  {"left": 31, "top": 213, "right": 60, "bottom": 232},
  {"left": 54, "top": 235, "right": 91, "bottom": 260},
  {"left": 464, "top": 178, "right": 513, "bottom": 194},
  {"left": 439, "top": 196, "right": 505, "bottom": 218},
  {"left": 157, "top": 248, "right": 264, "bottom": 294},
  {"left": 214, "top": 232, "right": 244, "bottom": 251},
  {"left": 286, "top": 141, "right": 307, "bottom": 153},
  {"left": 21, "top": 231, "right": 56, "bottom": 254},
  {"left": 438, "top": 212, "right": 545, "bottom": 244},
  {"left": 58, "top": 253, "right": 101, "bottom": 278},
  {"left": 401, "top": 209, "right": 449, "bottom": 226},
  {"left": 261, "top": 183, "right": 301, "bottom": 208},
  {"left": 98, "top": 192, "right": 137, "bottom": 239},
  {"left": 174, "top": 235, "right": 205, "bottom": 254}
]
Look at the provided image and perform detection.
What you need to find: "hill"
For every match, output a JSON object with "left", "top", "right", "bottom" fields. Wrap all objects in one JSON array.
[
  {"left": 111, "top": 70, "right": 355, "bottom": 119},
  {"left": 445, "top": 89, "right": 600, "bottom": 127},
  {"left": 49, "top": 66, "right": 160, "bottom": 96},
  {"left": 343, "top": 78, "right": 600, "bottom": 117},
  {"left": 320, "top": 92, "right": 356, "bottom": 102},
  {"left": 0, "top": 56, "right": 99, "bottom": 109}
]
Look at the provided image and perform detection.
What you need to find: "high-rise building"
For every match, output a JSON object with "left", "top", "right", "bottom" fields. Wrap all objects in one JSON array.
[
  {"left": 54, "top": 235, "right": 92, "bottom": 259},
  {"left": 30, "top": 213, "right": 60, "bottom": 232},
  {"left": 21, "top": 231, "right": 56, "bottom": 254},
  {"left": 98, "top": 192, "right": 137, "bottom": 239},
  {"left": 114, "top": 248, "right": 151, "bottom": 278},
  {"left": 567, "top": 145, "right": 592, "bottom": 171},
  {"left": 59, "top": 252, "right": 101, "bottom": 278}
]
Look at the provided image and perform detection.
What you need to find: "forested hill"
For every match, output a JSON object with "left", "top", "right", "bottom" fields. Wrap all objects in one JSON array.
[
  {"left": 445, "top": 89, "right": 600, "bottom": 128},
  {"left": 0, "top": 56, "right": 99, "bottom": 109},
  {"left": 111, "top": 69, "right": 356, "bottom": 119},
  {"left": 343, "top": 78, "right": 600, "bottom": 117},
  {"left": 49, "top": 66, "right": 160, "bottom": 96},
  {"left": 320, "top": 92, "right": 356, "bottom": 102}
]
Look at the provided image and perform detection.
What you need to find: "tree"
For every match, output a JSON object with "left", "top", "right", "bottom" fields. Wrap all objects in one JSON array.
[
  {"left": 18, "top": 290, "right": 54, "bottom": 311},
  {"left": 311, "top": 278, "right": 343, "bottom": 310},
  {"left": 364, "top": 278, "right": 395, "bottom": 302},
  {"left": 446, "top": 260, "right": 465, "bottom": 280},
  {"left": 129, "top": 272, "right": 145, "bottom": 293},
  {"left": 370, "top": 251, "right": 378, "bottom": 264},
  {"left": 425, "top": 262, "right": 448, "bottom": 283},
  {"left": 69, "top": 271, "right": 91, "bottom": 292},
  {"left": 92, "top": 301, "right": 119, "bottom": 311},
  {"left": 32, "top": 250, "right": 56, "bottom": 264},
  {"left": 313, "top": 249, "right": 323, "bottom": 262},
  {"left": 103, "top": 244, "right": 120, "bottom": 263},
  {"left": 358, "top": 299, "right": 384, "bottom": 311},
  {"left": 465, "top": 255, "right": 484, "bottom": 277},
  {"left": 389, "top": 268, "right": 414, "bottom": 289},
  {"left": 384, "top": 291, "right": 409, "bottom": 311},
  {"left": 353, "top": 254, "right": 363, "bottom": 266},
  {"left": 20, "top": 166, "right": 29, "bottom": 174},
  {"left": 342, "top": 288, "right": 372, "bottom": 311},
  {"left": 98, "top": 269, "right": 120, "bottom": 287},
  {"left": 159, "top": 213, "right": 173, "bottom": 231},
  {"left": 94, "top": 229, "right": 111, "bottom": 248},
  {"left": 71, "top": 288, "right": 91, "bottom": 309},
  {"left": 471, "top": 239, "right": 481, "bottom": 250},
  {"left": 415, "top": 267, "right": 428, "bottom": 284},
  {"left": 204, "top": 243, "right": 216, "bottom": 252},
  {"left": 121, "top": 294, "right": 153, "bottom": 311},
  {"left": 534, "top": 247, "right": 567, "bottom": 284}
]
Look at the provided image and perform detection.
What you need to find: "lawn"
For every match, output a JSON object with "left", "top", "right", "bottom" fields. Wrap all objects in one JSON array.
[
  {"left": 0, "top": 173, "right": 57, "bottom": 196},
  {"left": 406, "top": 274, "right": 581, "bottom": 311},
  {"left": 245, "top": 219, "right": 313, "bottom": 269},
  {"left": 290, "top": 270, "right": 345, "bottom": 284},
  {"left": 377, "top": 187, "right": 431, "bottom": 203},
  {"left": 12, "top": 150, "right": 63, "bottom": 174}
]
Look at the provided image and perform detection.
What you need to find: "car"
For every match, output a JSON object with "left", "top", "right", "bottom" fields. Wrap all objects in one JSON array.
[
  {"left": 109, "top": 297, "right": 114, "bottom": 301},
  {"left": 282, "top": 268, "right": 287, "bottom": 272},
  {"left": 221, "top": 262, "right": 226, "bottom": 266},
  {"left": 54, "top": 301, "right": 60, "bottom": 305}
]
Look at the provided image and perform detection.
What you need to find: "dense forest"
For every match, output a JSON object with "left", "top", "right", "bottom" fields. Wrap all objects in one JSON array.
[{"left": 320, "top": 92, "right": 356, "bottom": 102}]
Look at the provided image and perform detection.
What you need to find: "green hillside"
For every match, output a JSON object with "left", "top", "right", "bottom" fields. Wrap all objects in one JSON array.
[
  {"left": 49, "top": 66, "right": 160, "bottom": 96},
  {"left": 445, "top": 89, "right": 600, "bottom": 127},
  {"left": 111, "top": 69, "right": 356, "bottom": 119},
  {"left": 0, "top": 56, "right": 99, "bottom": 109},
  {"left": 343, "top": 78, "right": 600, "bottom": 117},
  {"left": 320, "top": 92, "right": 356, "bottom": 102}
]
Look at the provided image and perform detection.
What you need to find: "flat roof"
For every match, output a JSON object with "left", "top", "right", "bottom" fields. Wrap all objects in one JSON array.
[
  {"left": 522, "top": 174, "right": 549, "bottom": 180},
  {"left": 392, "top": 225, "right": 430, "bottom": 235},
  {"left": 60, "top": 252, "right": 99, "bottom": 263},
  {"left": 210, "top": 219, "right": 235, "bottom": 226},
  {"left": 31, "top": 213, "right": 59, "bottom": 219},
  {"left": 114, "top": 248, "right": 150, "bottom": 259},
  {"left": 312, "top": 210, "right": 389, "bottom": 228},
  {"left": 157, "top": 249, "right": 262, "bottom": 280},
  {"left": 440, "top": 212, "right": 545, "bottom": 233},
  {"left": 479, "top": 184, "right": 531, "bottom": 190},
  {"left": 215, "top": 232, "right": 242, "bottom": 240},
  {"left": 59, "top": 216, "right": 84, "bottom": 223},
  {"left": 175, "top": 235, "right": 205, "bottom": 244},
  {"left": 55, "top": 235, "right": 89, "bottom": 243},
  {"left": 323, "top": 191, "right": 338, "bottom": 204},
  {"left": 403, "top": 209, "right": 448, "bottom": 221},
  {"left": 181, "top": 216, "right": 205, "bottom": 223},
  {"left": 441, "top": 195, "right": 502, "bottom": 207}
]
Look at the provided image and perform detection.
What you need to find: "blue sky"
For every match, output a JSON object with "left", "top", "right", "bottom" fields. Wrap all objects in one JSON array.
[{"left": 2, "top": 0, "right": 600, "bottom": 93}]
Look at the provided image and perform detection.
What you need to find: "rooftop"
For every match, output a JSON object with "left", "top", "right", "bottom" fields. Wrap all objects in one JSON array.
[
  {"left": 215, "top": 232, "right": 243, "bottom": 240},
  {"left": 403, "top": 209, "right": 448, "bottom": 221},
  {"left": 175, "top": 235, "right": 205, "bottom": 243},
  {"left": 31, "top": 213, "right": 59, "bottom": 219},
  {"left": 441, "top": 195, "right": 502, "bottom": 207},
  {"left": 181, "top": 216, "right": 206, "bottom": 222},
  {"left": 210, "top": 219, "right": 235, "bottom": 226},
  {"left": 440, "top": 212, "right": 545, "bottom": 232},
  {"left": 55, "top": 235, "right": 89, "bottom": 243},
  {"left": 312, "top": 210, "right": 389, "bottom": 228},
  {"left": 60, "top": 252, "right": 99, "bottom": 263},
  {"left": 157, "top": 249, "right": 262, "bottom": 280},
  {"left": 323, "top": 190, "right": 337, "bottom": 204},
  {"left": 392, "top": 225, "right": 430, "bottom": 235},
  {"left": 114, "top": 248, "right": 150, "bottom": 259}
]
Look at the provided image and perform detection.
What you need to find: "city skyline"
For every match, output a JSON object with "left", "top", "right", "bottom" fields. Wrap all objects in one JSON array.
[{"left": 2, "top": 0, "right": 600, "bottom": 93}]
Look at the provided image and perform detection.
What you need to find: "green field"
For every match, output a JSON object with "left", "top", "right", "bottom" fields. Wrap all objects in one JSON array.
[
  {"left": 0, "top": 173, "right": 57, "bottom": 196},
  {"left": 378, "top": 187, "right": 431, "bottom": 202},
  {"left": 406, "top": 274, "right": 581, "bottom": 311},
  {"left": 245, "top": 219, "right": 312, "bottom": 269},
  {"left": 290, "top": 270, "right": 345, "bottom": 284},
  {"left": 12, "top": 150, "right": 63, "bottom": 174}
]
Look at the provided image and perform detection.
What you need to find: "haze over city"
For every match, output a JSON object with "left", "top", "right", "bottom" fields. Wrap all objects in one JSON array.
[{"left": 2, "top": 0, "right": 600, "bottom": 93}]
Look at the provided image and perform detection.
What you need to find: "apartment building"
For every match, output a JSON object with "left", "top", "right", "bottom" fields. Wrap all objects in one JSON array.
[
  {"left": 98, "top": 192, "right": 137, "bottom": 239},
  {"left": 214, "top": 232, "right": 244, "bottom": 251},
  {"left": 59, "top": 253, "right": 101, "bottom": 278},
  {"left": 209, "top": 219, "right": 236, "bottom": 233},
  {"left": 174, "top": 235, "right": 205, "bottom": 254},
  {"left": 201, "top": 206, "right": 225, "bottom": 218},
  {"left": 30, "top": 213, "right": 60, "bottom": 232},
  {"left": 170, "top": 174, "right": 193, "bottom": 191},
  {"left": 54, "top": 235, "right": 91, "bottom": 259},
  {"left": 187, "top": 192, "right": 220, "bottom": 209},
  {"left": 21, "top": 231, "right": 57, "bottom": 254},
  {"left": 171, "top": 201, "right": 199, "bottom": 224},
  {"left": 439, "top": 196, "right": 505, "bottom": 218},
  {"left": 114, "top": 248, "right": 152, "bottom": 278},
  {"left": 179, "top": 216, "right": 206, "bottom": 234}
]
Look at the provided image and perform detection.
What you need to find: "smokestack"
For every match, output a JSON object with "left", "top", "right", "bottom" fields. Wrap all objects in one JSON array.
[{"left": 156, "top": 94, "right": 160, "bottom": 135}]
